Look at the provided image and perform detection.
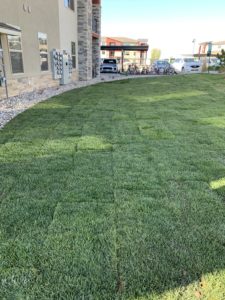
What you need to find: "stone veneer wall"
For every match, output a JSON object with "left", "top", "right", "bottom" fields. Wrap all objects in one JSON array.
[
  {"left": 77, "top": 0, "right": 93, "bottom": 81},
  {"left": 0, "top": 71, "right": 78, "bottom": 100},
  {"left": 0, "top": 74, "right": 57, "bottom": 99},
  {"left": 92, "top": 4, "right": 101, "bottom": 77}
]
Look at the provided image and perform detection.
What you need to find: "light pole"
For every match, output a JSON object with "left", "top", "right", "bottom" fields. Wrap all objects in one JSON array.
[{"left": 192, "top": 39, "right": 196, "bottom": 56}]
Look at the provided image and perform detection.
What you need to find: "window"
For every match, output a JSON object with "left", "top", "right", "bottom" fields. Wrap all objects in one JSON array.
[
  {"left": 64, "top": 0, "right": 74, "bottom": 10},
  {"left": 184, "top": 58, "right": 195, "bottom": 63},
  {"left": 8, "top": 35, "right": 24, "bottom": 73},
  {"left": 38, "top": 32, "right": 48, "bottom": 71},
  {"left": 71, "top": 42, "right": 76, "bottom": 68},
  {"left": 103, "top": 59, "right": 117, "bottom": 64},
  {"left": 109, "top": 51, "right": 115, "bottom": 57}
]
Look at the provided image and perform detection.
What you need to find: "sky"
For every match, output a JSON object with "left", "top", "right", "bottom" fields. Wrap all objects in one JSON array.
[{"left": 101, "top": 0, "right": 225, "bottom": 58}]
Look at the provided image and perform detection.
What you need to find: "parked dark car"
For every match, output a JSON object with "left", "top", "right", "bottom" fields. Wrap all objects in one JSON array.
[
  {"left": 153, "top": 60, "right": 175, "bottom": 75},
  {"left": 100, "top": 59, "right": 119, "bottom": 73}
]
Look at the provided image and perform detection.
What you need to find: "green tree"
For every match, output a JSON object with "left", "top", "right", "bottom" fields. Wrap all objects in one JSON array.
[
  {"left": 150, "top": 48, "right": 161, "bottom": 63},
  {"left": 217, "top": 49, "right": 225, "bottom": 65}
]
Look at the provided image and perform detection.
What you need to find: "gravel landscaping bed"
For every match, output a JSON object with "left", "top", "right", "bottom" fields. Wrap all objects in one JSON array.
[{"left": 0, "top": 78, "right": 100, "bottom": 129}]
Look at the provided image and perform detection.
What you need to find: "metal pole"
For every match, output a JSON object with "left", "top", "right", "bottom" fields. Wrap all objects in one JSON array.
[
  {"left": 121, "top": 50, "right": 124, "bottom": 72},
  {"left": 2, "top": 62, "right": 8, "bottom": 99},
  {"left": 192, "top": 39, "right": 196, "bottom": 56},
  {"left": 0, "top": 49, "right": 8, "bottom": 99}
]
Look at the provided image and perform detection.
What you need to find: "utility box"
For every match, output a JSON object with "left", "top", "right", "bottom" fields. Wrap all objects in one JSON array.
[
  {"left": 60, "top": 51, "right": 71, "bottom": 85},
  {"left": 51, "top": 49, "right": 63, "bottom": 80},
  {"left": 51, "top": 49, "right": 73, "bottom": 85}
]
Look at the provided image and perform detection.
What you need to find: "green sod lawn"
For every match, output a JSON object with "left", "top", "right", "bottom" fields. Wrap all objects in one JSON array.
[{"left": 1, "top": 74, "right": 225, "bottom": 299}]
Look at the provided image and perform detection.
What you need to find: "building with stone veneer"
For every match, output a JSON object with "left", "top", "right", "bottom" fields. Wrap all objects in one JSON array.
[{"left": 0, "top": 0, "right": 101, "bottom": 99}]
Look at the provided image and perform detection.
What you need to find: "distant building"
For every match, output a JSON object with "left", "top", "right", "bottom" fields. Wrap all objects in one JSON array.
[
  {"left": 198, "top": 40, "right": 225, "bottom": 57},
  {"left": 101, "top": 37, "right": 148, "bottom": 65},
  {"left": 0, "top": 0, "right": 101, "bottom": 99}
]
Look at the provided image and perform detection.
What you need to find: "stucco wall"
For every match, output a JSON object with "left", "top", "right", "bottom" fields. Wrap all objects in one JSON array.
[
  {"left": 58, "top": 0, "right": 78, "bottom": 77},
  {"left": 0, "top": 0, "right": 60, "bottom": 78},
  {"left": 58, "top": 0, "right": 77, "bottom": 52},
  {"left": 0, "top": 0, "right": 80, "bottom": 99}
]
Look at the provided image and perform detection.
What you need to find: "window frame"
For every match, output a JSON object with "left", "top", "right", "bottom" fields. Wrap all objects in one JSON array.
[
  {"left": 64, "top": 0, "right": 74, "bottom": 10},
  {"left": 109, "top": 51, "right": 115, "bottom": 57},
  {"left": 7, "top": 35, "right": 24, "bottom": 74},
  {"left": 71, "top": 41, "right": 76, "bottom": 69},
  {"left": 38, "top": 32, "right": 49, "bottom": 72}
]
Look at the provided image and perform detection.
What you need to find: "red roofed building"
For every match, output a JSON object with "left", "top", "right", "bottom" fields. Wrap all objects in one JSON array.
[{"left": 101, "top": 36, "right": 148, "bottom": 65}]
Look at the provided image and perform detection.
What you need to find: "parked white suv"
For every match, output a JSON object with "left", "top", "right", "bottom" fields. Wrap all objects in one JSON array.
[
  {"left": 172, "top": 58, "right": 202, "bottom": 73},
  {"left": 100, "top": 59, "right": 119, "bottom": 73}
]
